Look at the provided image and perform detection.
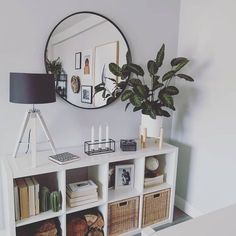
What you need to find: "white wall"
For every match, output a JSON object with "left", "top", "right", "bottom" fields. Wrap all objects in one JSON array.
[
  {"left": 172, "top": 0, "right": 236, "bottom": 216},
  {"left": 0, "top": 0, "right": 180, "bottom": 230}
]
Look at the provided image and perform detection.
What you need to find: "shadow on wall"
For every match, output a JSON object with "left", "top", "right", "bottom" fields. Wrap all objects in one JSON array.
[
  {"left": 169, "top": 140, "right": 192, "bottom": 200},
  {"left": 173, "top": 86, "right": 199, "bottom": 136}
]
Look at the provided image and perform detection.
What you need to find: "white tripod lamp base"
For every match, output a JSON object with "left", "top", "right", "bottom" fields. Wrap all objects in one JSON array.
[{"left": 13, "top": 109, "right": 56, "bottom": 168}]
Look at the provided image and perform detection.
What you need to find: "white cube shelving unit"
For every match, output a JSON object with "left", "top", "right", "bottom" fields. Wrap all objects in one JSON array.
[{"left": 1, "top": 141, "right": 178, "bottom": 236}]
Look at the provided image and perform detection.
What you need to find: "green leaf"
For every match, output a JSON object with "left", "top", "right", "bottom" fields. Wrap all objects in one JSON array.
[
  {"left": 177, "top": 74, "right": 194, "bottom": 82},
  {"left": 107, "top": 96, "right": 116, "bottom": 105},
  {"left": 133, "top": 106, "right": 142, "bottom": 112},
  {"left": 147, "top": 60, "right": 158, "bottom": 75},
  {"left": 94, "top": 86, "right": 105, "bottom": 94},
  {"left": 134, "top": 85, "right": 148, "bottom": 98},
  {"left": 129, "top": 78, "right": 142, "bottom": 86},
  {"left": 160, "top": 109, "right": 171, "bottom": 117},
  {"left": 149, "top": 110, "right": 156, "bottom": 119},
  {"left": 102, "top": 90, "right": 106, "bottom": 98},
  {"left": 130, "top": 95, "right": 142, "bottom": 107},
  {"left": 126, "top": 50, "right": 132, "bottom": 64},
  {"left": 163, "top": 86, "right": 179, "bottom": 95},
  {"left": 125, "top": 102, "right": 130, "bottom": 111},
  {"left": 95, "top": 83, "right": 105, "bottom": 90},
  {"left": 156, "top": 44, "right": 165, "bottom": 68},
  {"left": 152, "top": 80, "right": 164, "bottom": 91},
  {"left": 171, "top": 57, "right": 188, "bottom": 67},
  {"left": 159, "top": 93, "right": 175, "bottom": 110},
  {"left": 162, "top": 71, "right": 175, "bottom": 82},
  {"left": 118, "top": 81, "right": 127, "bottom": 89},
  {"left": 174, "top": 60, "right": 189, "bottom": 72},
  {"left": 121, "top": 64, "right": 130, "bottom": 78},
  {"left": 121, "top": 90, "right": 133, "bottom": 101},
  {"left": 126, "top": 63, "right": 144, "bottom": 76},
  {"left": 109, "top": 63, "right": 122, "bottom": 76}
]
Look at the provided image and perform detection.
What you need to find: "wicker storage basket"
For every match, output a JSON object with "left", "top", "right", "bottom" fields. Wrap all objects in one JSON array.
[
  {"left": 142, "top": 189, "right": 170, "bottom": 227},
  {"left": 108, "top": 196, "right": 139, "bottom": 235}
]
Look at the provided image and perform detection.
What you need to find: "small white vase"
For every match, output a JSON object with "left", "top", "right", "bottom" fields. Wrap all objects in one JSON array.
[{"left": 141, "top": 114, "right": 163, "bottom": 138}]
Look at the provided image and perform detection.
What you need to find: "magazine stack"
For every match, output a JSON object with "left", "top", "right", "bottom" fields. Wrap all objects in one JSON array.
[{"left": 66, "top": 180, "right": 98, "bottom": 208}]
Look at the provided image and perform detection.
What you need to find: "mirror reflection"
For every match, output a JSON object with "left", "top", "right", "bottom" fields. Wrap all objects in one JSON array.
[{"left": 45, "top": 12, "right": 130, "bottom": 109}]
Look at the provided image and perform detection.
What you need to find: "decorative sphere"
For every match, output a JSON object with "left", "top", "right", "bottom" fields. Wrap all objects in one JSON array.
[{"left": 145, "top": 157, "right": 159, "bottom": 171}]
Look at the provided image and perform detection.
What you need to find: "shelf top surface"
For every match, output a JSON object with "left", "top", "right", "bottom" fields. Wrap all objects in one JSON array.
[{"left": 3, "top": 140, "right": 178, "bottom": 178}]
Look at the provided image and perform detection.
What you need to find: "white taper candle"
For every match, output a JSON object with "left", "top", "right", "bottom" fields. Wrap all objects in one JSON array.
[
  {"left": 98, "top": 125, "right": 102, "bottom": 148},
  {"left": 91, "top": 125, "right": 94, "bottom": 150},
  {"left": 105, "top": 124, "right": 109, "bottom": 148}
]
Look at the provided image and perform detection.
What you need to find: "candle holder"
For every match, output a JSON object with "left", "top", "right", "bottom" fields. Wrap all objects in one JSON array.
[{"left": 84, "top": 139, "right": 116, "bottom": 156}]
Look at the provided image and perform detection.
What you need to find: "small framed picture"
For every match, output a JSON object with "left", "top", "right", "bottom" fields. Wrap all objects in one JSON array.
[
  {"left": 115, "top": 164, "right": 134, "bottom": 189},
  {"left": 75, "top": 52, "right": 82, "bottom": 70},
  {"left": 81, "top": 85, "right": 93, "bottom": 104}
]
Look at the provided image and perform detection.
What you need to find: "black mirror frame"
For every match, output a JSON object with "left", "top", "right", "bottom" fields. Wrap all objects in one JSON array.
[{"left": 44, "top": 11, "right": 132, "bottom": 110}]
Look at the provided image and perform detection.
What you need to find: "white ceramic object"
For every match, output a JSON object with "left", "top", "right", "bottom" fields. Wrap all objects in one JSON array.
[
  {"left": 141, "top": 114, "right": 163, "bottom": 138},
  {"left": 145, "top": 157, "right": 159, "bottom": 171}
]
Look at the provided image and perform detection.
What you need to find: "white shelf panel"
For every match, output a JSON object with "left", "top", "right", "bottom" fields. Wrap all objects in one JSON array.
[
  {"left": 143, "top": 183, "right": 172, "bottom": 195},
  {"left": 66, "top": 197, "right": 106, "bottom": 214},
  {"left": 7, "top": 141, "right": 177, "bottom": 178},
  {"left": 108, "top": 188, "right": 141, "bottom": 203},
  {"left": 16, "top": 210, "right": 63, "bottom": 227}
]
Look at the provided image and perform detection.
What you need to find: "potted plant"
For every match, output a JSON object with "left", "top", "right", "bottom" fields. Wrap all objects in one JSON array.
[
  {"left": 109, "top": 44, "right": 193, "bottom": 117},
  {"left": 106, "top": 44, "right": 194, "bottom": 138},
  {"left": 45, "top": 57, "right": 64, "bottom": 79}
]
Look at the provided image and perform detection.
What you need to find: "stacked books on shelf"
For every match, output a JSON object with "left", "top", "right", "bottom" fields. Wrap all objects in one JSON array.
[
  {"left": 14, "top": 177, "right": 40, "bottom": 221},
  {"left": 66, "top": 180, "right": 98, "bottom": 208},
  {"left": 144, "top": 174, "right": 164, "bottom": 188}
]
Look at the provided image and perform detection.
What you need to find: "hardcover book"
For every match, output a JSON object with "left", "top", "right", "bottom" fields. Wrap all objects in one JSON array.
[
  {"left": 32, "top": 177, "right": 40, "bottom": 215},
  {"left": 15, "top": 178, "right": 29, "bottom": 220},
  {"left": 67, "top": 180, "right": 97, "bottom": 193},
  {"left": 25, "top": 177, "right": 35, "bottom": 217},
  {"left": 13, "top": 180, "right": 20, "bottom": 221}
]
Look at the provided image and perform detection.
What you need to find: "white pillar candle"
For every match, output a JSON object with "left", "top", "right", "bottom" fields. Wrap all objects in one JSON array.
[
  {"left": 98, "top": 125, "right": 102, "bottom": 148},
  {"left": 91, "top": 125, "right": 94, "bottom": 150},
  {"left": 105, "top": 124, "right": 109, "bottom": 148}
]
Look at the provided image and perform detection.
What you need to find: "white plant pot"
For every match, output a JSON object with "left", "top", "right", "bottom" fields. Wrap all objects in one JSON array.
[{"left": 141, "top": 114, "right": 163, "bottom": 138}]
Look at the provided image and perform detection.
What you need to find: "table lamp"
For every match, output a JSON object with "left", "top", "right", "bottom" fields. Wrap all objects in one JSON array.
[{"left": 10, "top": 73, "right": 57, "bottom": 167}]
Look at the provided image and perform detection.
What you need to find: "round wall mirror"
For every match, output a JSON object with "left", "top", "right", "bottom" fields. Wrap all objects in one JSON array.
[{"left": 44, "top": 12, "right": 131, "bottom": 109}]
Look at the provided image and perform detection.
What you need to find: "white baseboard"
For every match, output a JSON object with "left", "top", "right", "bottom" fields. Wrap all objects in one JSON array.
[{"left": 175, "top": 195, "right": 203, "bottom": 218}]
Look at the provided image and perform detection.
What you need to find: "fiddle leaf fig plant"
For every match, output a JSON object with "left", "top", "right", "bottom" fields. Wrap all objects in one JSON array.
[{"left": 109, "top": 44, "right": 194, "bottom": 119}]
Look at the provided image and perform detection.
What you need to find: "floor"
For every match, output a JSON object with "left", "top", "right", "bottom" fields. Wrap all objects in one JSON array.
[
  {"left": 154, "top": 207, "right": 191, "bottom": 232},
  {"left": 136, "top": 207, "right": 191, "bottom": 235}
]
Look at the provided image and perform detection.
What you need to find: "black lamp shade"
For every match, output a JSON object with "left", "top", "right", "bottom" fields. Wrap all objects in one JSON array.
[{"left": 10, "top": 73, "right": 56, "bottom": 104}]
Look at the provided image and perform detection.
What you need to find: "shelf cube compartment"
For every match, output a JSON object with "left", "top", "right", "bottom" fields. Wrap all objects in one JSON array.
[
  {"left": 108, "top": 196, "right": 139, "bottom": 235},
  {"left": 142, "top": 189, "right": 171, "bottom": 227},
  {"left": 66, "top": 206, "right": 106, "bottom": 236},
  {"left": 16, "top": 217, "right": 62, "bottom": 236},
  {"left": 66, "top": 164, "right": 108, "bottom": 211}
]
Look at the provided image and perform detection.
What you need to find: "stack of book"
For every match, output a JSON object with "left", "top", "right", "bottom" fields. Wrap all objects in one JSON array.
[
  {"left": 66, "top": 180, "right": 98, "bottom": 208},
  {"left": 14, "top": 177, "right": 40, "bottom": 221},
  {"left": 144, "top": 174, "right": 164, "bottom": 188}
]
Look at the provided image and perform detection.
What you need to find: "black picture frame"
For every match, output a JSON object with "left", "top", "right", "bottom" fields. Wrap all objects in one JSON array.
[
  {"left": 75, "top": 52, "right": 82, "bottom": 70},
  {"left": 81, "top": 85, "right": 93, "bottom": 104}
]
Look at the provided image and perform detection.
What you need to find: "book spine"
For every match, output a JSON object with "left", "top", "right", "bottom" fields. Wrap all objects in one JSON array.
[{"left": 13, "top": 180, "right": 20, "bottom": 221}]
